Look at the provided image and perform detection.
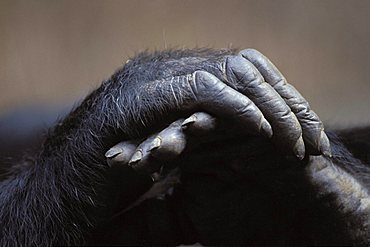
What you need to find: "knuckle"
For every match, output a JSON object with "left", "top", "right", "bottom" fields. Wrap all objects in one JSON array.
[
  {"left": 239, "top": 48, "right": 259, "bottom": 57},
  {"left": 225, "top": 55, "right": 264, "bottom": 91},
  {"left": 236, "top": 101, "right": 256, "bottom": 117},
  {"left": 192, "top": 70, "right": 225, "bottom": 98}
]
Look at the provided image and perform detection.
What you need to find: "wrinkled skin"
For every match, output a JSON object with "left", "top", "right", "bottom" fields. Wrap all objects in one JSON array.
[
  {"left": 104, "top": 49, "right": 370, "bottom": 246},
  {"left": 106, "top": 49, "right": 330, "bottom": 174},
  {"left": 0, "top": 48, "right": 369, "bottom": 246}
]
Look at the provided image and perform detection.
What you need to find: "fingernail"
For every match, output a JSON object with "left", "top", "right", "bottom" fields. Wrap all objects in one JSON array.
[
  {"left": 128, "top": 150, "right": 143, "bottom": 165},
  {"left": 260, "top": 119, "right": 273, "bottom": 138},
  {"left": 182, "top": 115, "right": 197, "bottom": 129},
  {"left": 293, "top": 136, "right": 305, "bottom": 160},
  {"left": 105, "top": 147, "right": 123, "bottom": 158},
  {"left": 149, "top": 137, "right": 161, "bottom": 151},
  {"left": 319, "top": 130, "right": 332, "bottom": 158}
]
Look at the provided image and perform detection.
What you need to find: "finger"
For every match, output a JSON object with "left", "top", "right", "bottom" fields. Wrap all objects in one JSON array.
[
  {"left": 240, "top": 49, "right": 331, "bottom": 156},
  {"left": 129, "top": 112, "right": 217, "bottom": 173},
  {"left": 105, "top": 140, "right": 138, "bottom": 167},
  {"left": 140, "top": 71, "right": 273, "bottom": 138},
  {"left": 149, "top": 119, "right": 187, "bottom": 161},
  {"left": 151, "top": 112, "right": 217, "bottom": 157},
  {"left": 193, "top": 71, "right": 273, "bottom": 137},
  {"left": 224, "top": 55, "right": 304, "bottom": 158},
  {"left": 127, "top": 134, "right": 162, "bottom": 174},
  {"left": 128, "top": 118, "right": 187, "bottom": 173},
  {"left": 182, "top": 112, "right": 217, "bottom": 136}
]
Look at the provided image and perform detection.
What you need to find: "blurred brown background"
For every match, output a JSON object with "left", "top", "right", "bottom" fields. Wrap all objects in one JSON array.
[{"left": 0, "top": 0, "right": 369, "bottom": 128}]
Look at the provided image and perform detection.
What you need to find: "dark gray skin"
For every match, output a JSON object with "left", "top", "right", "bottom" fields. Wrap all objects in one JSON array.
[
  {"left": 1, "top": 47, "right": 369, "bottom": 246},
  {"left": 106, "top": 49, "right": 330, "bottom": 171},
  {"left": 106, "top": 49, "right": 370, "bottom": 245}
]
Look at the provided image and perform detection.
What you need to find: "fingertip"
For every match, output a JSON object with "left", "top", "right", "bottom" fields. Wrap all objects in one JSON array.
[
  {"left": 181, "top": 115, "right": 197, "bottom": 129},
  {"left": 293, "top": 136, "right": 306, "bottom": 160},
  {"left": 149, "top": 137, "right": 162, "bottom": 151},
  {"left": 105, "top": 146, "right": 122, "bottom": 158},
  {"left": 260, "top": 119, "right": 273, "bottom": 138},
  {"left": 183, "top": 112, "right": 216, "bottom": 135},
  {"left": 239, "top": 48, "right": 261, "bottom": 60},
  {"left": 319, "top": 130, "right": 332, "bottom": 158},
  {"left": 129, "top": 150, "right": 143, "bottom": 165},
  {"left": 107, "top": 153, "right": 129, "bottom": 167}
]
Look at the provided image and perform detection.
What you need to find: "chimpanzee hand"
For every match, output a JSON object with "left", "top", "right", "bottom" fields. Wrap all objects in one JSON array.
[{"left": 105, "top": 49, "right": 331, "bottom": 174}]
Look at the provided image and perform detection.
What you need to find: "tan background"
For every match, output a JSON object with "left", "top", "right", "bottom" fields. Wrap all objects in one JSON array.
[{"left": 0, "top": 0, "right": 369, "bottom": 128}]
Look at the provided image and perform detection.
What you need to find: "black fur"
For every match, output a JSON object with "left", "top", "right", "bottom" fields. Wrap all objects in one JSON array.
[{"left": 0, "top": 48, "right": 369, "bottom": 246}]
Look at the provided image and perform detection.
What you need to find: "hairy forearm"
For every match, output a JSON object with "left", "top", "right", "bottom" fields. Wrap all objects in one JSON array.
[
  {"left": 0, "top": 66, "right": 151, "bottom": 246},
  {"left": 306, "top": 133, "right": 370, "bottom": 245},
  {"left": 0, "top": 49, "right": 231, "bottom": 246}
]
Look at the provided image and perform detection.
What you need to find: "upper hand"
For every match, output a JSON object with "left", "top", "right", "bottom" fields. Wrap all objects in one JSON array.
[{"left": 105, "top": 49, "right": 331, "bottom": 173}]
